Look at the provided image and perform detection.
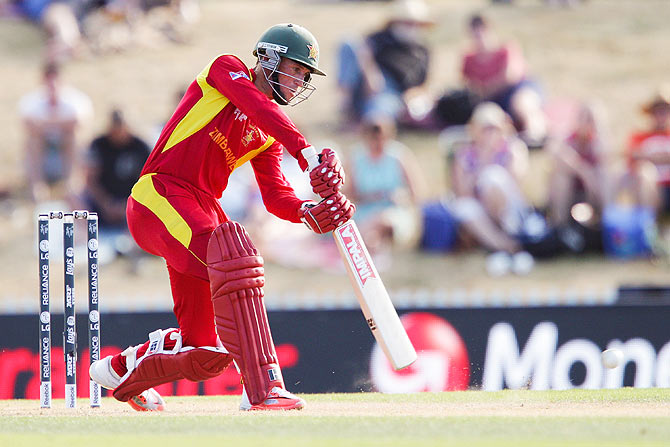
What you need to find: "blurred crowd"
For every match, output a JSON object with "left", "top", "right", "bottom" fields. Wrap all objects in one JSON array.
[
  {"left": 332, "top": 0, "right": 669, "bottom": 277},
  {"left": 0, "top": 0, "right": 199, "bottom": 61},
  {"left": 5, "top": 0, "right": 670, "bottom": 276}
]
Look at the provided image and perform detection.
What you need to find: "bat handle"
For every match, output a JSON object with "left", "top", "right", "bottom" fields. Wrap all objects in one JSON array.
[{"left": 301, "top": 146, "right": 320, "bottom": 172}]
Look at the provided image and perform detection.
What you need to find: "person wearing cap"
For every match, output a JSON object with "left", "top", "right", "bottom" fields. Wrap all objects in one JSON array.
[
  {"left": 88, "top": 23, "right": 355, "bottom": 412},
  {"left": 623, "top": 88, "right": 670, "bottom": 212},
  {"left": 337, "top": 0, "right": 434, "bottom": 126},
  {"left": 450, "top": 102, "right": 535, "bottom": 275}
]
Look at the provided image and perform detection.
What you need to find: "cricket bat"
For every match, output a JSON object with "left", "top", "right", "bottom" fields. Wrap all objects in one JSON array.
[{"left": 302, "top": 147, "right": 417, "bottom": 370}]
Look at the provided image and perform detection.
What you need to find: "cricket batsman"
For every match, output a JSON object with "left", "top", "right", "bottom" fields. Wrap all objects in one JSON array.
[{"left": 89, "top": 23, "right": 354, "bottom": 411}]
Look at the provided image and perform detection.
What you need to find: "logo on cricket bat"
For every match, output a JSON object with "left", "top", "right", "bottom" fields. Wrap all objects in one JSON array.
[{"left": 337, "top": 224, "right": 376, "bottom": 286}]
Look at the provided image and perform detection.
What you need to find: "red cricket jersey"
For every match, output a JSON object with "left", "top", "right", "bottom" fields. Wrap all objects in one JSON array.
[
  {"left": 462, "top": 43, "right": 526, "bottom": 84},
  {"left": 141, "top": 54, "right": 310, "bottom": 223},
  {"left": 627, "top": 129, "right": 670, "bottom": 185}
]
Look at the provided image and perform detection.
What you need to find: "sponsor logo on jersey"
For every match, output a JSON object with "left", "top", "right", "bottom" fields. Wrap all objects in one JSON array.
[
  {"left": 242, "top": 129, "right": 255, "bottom": 147},
  {"left": 233, "top": 108, "right": 248, "bottom": 122},
  {"left": 241, "top": 122, "right": 259, "bottom": 147},
  {"left": 229, "top": 71, "right": 250, "bottom": 81}
]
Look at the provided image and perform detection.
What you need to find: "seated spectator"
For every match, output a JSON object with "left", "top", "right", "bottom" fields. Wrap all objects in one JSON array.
[
  {"left": 18, "top": 61, "right": 93, "bottom": 203},
  {"left": 82, "top": 0, "right": 200, "bottom": 53},
  {"left": 346, "top": 115, "right": 423, "bottom": 257},
  {"left": 1, "top": 1, "right": 83, "bottom": 61},
  {"left": 81, "top": 109, "right": 150, "bottom": 260},
  {"left": 546, "top": 101, "right": 609, "bottom": 228},
  {"left": 337, "top": 0, "right": 434, "bottom": 128},
  {"left": 0, "top": 1, "right": 42, "bottom": 20},
  {"left": 450, "top": 102, "right": 535, "bottom": 275},
  {"left": 41, "top": 1, "right": 84, "bottom": 61},
  {"left": 461, "top": 14, "right": 547, "bottom": 147},
  {"left": 594, "top": 88, "right": 670, "bottom": 260},
  {"left": 622, "top": 88, "right": 670, "bottom": 214}
]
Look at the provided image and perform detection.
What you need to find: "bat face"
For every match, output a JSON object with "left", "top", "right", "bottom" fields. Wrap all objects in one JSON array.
[
  {"left": 301, "top": 146, "right": 416, "bottom": 370},
  {"left": 333, "top": 220, "right": 417, "bottom": 370},
  {"left": 334, "top": 222, "right": 376, "bottom": 287}
]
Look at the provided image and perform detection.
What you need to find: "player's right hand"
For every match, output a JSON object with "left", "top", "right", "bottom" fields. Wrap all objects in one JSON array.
[
  {"left": 299, "top": 192, "right": 355, "bottom": 234},
  {"left": 310, "top": 148, "right": 345, "bottom": 198}
]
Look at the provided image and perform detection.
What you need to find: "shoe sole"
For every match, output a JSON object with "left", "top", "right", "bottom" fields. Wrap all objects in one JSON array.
[
  {"left": 127, "top": 392, "right": 165, "bottom": 412},
  {"left": 245, "top": 401, "right": 305, "bottom": 411}
]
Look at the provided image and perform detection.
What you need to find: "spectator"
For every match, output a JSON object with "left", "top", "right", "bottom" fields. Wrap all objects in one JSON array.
[
  {"left": 82, "top": 109, "right": 150, "bottom": 260},
  {"left": 622, "top": 87, "right": 670, "bottom": 213},
  {"left": 336, "top": 0, "right": 434, "bottom": 128},
  {"left": 346, "top": 115, "right": 423, "bottom": 256},
  {"left": 82, "top": 0, "right": 200, "bottom": 53},
  {"left": 596, "top": 88, "right": 670, "bottom": 259},
  {"left": 546, "top": 101, "right": 609, "bottom": 228},
  {"left": 41, "top": 1, "right": 84, "bottom": 61},
  {"left": 18, "top": 61, "right": 93, "bottom": 203},
  {"left": 450, "top": 102, "right": 535, "bottom": 275},
  {"left": 461, "top": 14, "right": 546, "bottom": 147},
  {"left": 1, "top": 1, "right": 84, "bottom": 61},
  {"left": 2, "top": 0, "right": 54, "bottom": 20}
]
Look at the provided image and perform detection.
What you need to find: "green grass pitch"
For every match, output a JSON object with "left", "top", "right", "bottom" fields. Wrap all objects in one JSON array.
[{"left": 1, "top": 389, "right": 668, "bottom": 447}]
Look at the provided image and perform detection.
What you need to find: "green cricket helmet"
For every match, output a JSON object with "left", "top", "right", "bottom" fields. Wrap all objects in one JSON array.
[
  {"left": 254, "top": 23, "right": 326, "bottom": 76},
  {"left": 253, "top": 23, "right": 325, "bottom": 105}
]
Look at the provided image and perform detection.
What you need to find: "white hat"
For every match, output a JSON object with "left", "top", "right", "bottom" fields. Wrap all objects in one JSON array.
[
  {"left": 470, "top": 102, "right": 508, "bottom": 129},
  {"left": 388, "top": 0, "right": 435, "bottom": 26}
]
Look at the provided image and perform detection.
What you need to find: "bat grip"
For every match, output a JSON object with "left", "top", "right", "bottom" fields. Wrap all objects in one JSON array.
[{"left": 301, "top": 146, "right": 320, "bottom": 172}]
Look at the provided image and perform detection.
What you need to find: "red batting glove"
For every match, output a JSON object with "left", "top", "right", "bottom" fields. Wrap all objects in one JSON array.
[
  {"left": 310, "top": 148, "right": 345, "bottom": 198},
  {"left": 299, "top": 193, "right": 356, "bottom": 234}
]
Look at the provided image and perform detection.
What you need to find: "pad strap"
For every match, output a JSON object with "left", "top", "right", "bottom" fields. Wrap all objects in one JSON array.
[{"left": 112, "top": 329, "right": 231, "bottom": 402}]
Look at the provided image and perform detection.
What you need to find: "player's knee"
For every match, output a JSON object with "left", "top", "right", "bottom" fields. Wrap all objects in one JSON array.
[
  {"left": 207, "top": 221, "right": 265, "bottom": 297},
  {"left": 178, "top": 349, "right": 232, "bottom": 382}
]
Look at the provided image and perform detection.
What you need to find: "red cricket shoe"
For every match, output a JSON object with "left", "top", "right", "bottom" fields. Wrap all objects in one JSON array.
[
  {"left": 90, "top": 356, "right": 165, "bottom": 412},
  {"left": 239, "top": 386, "right": 306, "bottom": 411}
]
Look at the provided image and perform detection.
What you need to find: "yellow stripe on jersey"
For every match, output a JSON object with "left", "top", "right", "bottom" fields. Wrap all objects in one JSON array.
[
  {"left": 233, "top": 136, "right": 276, "bottom": 170},
  {"left": 162, "top": 57, "right": 230, "bottom": 153},
  {"left": 130, "top": 174, "right": 192, "bottom": 248}
]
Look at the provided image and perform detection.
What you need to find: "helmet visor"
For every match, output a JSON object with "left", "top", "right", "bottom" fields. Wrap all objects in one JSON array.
[{"left": 260, "top": 54, "right": 316, "bottom": 106}]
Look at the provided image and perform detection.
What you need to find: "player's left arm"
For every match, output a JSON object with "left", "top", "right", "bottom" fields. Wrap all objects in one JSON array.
[
  {"left": 251, "top": 142, "right": 355, "bottom": 231},
  {"left": 250, "top": 141, "right": 307, "bottom": 223},
  {"left": 207, "top": 56, "right": 346, "bottom": 193}
]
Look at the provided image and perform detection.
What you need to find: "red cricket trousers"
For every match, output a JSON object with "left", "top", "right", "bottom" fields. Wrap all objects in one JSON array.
[{"left": 126, "top": 173, "right": 229, "bottom": 348}]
